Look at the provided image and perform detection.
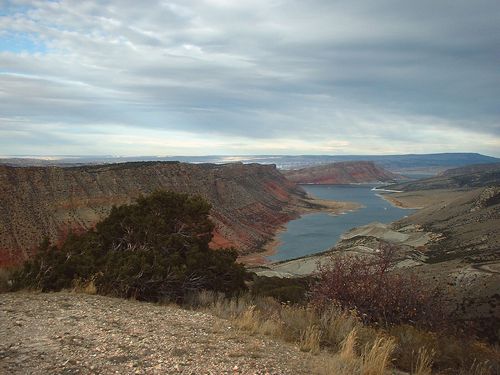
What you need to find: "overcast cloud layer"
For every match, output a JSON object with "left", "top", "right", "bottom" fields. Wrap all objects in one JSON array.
[{"left": 1, "top": 0, "right": 499, "bottom": 156}]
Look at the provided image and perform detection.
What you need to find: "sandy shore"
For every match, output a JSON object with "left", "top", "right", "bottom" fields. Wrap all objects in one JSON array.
[
  {"left": 237, "top": 232, "right": 283, "bottom": 265},
  {"left": 377, "top": 189, "right": 467, "bottom": 210},
  {"left": 376, "top": 193, "right": 423, "bottom": 209},
  {"left": 238, "top": 197, "right": 362, "bottom": 266},
  {"left": 302, "top": 197, "right": 363, "bottom": 215}
]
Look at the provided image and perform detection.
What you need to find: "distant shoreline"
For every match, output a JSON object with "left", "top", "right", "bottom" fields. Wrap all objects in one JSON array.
[
  {"left": 371, "top": 187, "right": 404, "bottom": 193},
  {"left": 375, "top": 193, "right": 421, "bottom": 210}
]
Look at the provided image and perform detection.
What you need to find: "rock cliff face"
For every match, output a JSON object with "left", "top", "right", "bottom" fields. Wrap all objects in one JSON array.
[
  {"left": 283, "top": 161, "right": 400, "bottom": 184},
  {"left": 0, "top": 162, "right": 312, "bottom": 267}
]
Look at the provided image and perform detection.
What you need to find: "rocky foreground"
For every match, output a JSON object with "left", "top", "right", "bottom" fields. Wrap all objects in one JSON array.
[{"left": 0, "top": 292, "right": 313, "bottom": 375}]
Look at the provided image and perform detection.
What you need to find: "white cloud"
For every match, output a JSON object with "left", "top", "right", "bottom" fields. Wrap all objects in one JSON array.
[{"left": 0, "top": 0, "right": 499, "bottom": 156}]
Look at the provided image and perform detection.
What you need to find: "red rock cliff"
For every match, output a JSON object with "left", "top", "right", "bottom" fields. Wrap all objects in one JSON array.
[
  {"left": 0, "top": 162, "right": 310, "bottom": 267},
  {"left": 283, "top": 161, "right": 401, "bottom": 184}
]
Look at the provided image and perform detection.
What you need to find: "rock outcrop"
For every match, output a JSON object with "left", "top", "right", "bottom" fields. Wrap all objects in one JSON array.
[
  {"left": 0, "top": 162, "right": 317, "bottom": 267},
  {"left": 283, "top": 161, "right": 401, "bottom": 184}
]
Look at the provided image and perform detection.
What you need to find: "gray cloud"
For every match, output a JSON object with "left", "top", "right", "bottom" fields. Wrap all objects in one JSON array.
[{"left": 0, "top": 0, "right": 499, "bottom": 156}]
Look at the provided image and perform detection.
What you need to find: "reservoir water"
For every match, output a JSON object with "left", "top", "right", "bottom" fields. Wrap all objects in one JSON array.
[{"left": 267, "top": 185, "right": 415, "bottom": 262}]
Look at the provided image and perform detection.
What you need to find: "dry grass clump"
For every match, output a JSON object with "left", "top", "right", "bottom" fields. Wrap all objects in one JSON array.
[
  {"left": 0, "top": 267, "right": 13, "bottom": 292},
  {"left": 72, "top": 278, "right": 97, "bottom": 295},
  {"left": 390, "top": 324, "right": 499, "bottom": 374},
  {"left": 189, "top": 290, "right": 254, "bottom": 319},
  {"left": 187, "top": 290, "right": 500, "bottom": 375},
  {"left": 207, "top": 293, "right": 397, "bottom": 373},
  {"left": 300, "top": 324, "right": 321, "bottom": 354},
  {"left": 318, "top": 305, "right": 362, "bottom": 350},
  {"left": 463, "top": 360, "right": 498, "bottom": 375},
  {"left": 235, "top": 305, "right": 260, "bottom": 332},
  {"left": 313, "top": 330, "right": 395, "bottom": 375},
  {"left": 312, "top": 353, "right": 359, "bottom": 375},
  {"left": 360, "top": 336, "right": 395, "bottom": 375},
  {"left": 280, "top": 305, "right": 316, "bottom": 342},
  {"left": 390, "top": 325, "right": 437, "bottom": 371},
  {"left": 339, "top": 328, "right": 358, "bottom": 362},
  {"left": 412, "top": 347, "right": 434, "bottom": 375}
]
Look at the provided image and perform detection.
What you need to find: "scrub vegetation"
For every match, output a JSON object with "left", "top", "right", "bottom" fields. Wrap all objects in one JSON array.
[
  {"left": 7, "top": 190, "right": 499, "bottom": 374},
  {"left": 11, "top": 191, "right": 247, "bottom": 301}
]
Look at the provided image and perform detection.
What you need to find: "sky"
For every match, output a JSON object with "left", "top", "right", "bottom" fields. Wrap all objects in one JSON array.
[{"left": 1, "top": 0, "right": 499, "bottom": 157}]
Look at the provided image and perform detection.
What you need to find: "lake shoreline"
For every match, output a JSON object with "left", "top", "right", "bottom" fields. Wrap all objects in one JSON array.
[
  {"left": 238, "top": 195, "right": 362, "bottom": 266},
  {"left": 375, "top": 193, "right": 422, "bottom": 209},
  {"left": 242, "top": 184, "right": 416, "bottom": 265}
]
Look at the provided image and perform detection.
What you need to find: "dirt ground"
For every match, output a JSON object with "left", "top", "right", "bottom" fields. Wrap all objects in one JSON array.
[{"left": 0, "top": 292, "right": 314, "bottom": 375}]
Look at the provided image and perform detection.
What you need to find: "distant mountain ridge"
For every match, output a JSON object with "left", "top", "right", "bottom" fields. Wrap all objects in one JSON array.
[
  {"left": 283, "top": 161, "right": 401, "bottom": 184},
  {"left": 0, "top": 162, "right": 317, "bottom": 267},
  {"left": 439, "top": 162, "right": 500, "bottom": 177},
  {"left": 2, "top": 153, "right": 498, "bottom": 175}
]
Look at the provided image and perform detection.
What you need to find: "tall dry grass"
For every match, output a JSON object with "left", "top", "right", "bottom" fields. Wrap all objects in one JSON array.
[
  {"left": 189, "top": 291, "right": 396, "bottom": 373},
  {"left": 339, "top": 328, "right": 358, "bottom": 362},
  {"left": 463, "top": 360, "right": 496, "bottom": 375},
  {"left": 313, "top": 330, "right": 397, "bottom": 375},
  {"left": 360, "top": 336, "right": 395, "bottom": 375},
  {"left": 187, "top": 290, "right": 499, "bottom": 375},
  {"left": 412, "top": 347, "right": 434, "bottom": 375},
  {"left": 300, "top": 324, "right": 321, "bottom": 354}
]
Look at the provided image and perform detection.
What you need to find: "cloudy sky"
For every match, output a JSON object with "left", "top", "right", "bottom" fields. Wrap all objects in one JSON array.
[{"left": 1, "top": 0, "right": 499, "bottom": 156}]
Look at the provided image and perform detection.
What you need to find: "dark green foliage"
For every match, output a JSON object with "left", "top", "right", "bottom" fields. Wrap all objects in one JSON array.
[
  {"left": 13, "top": 191, "right": 247, "bottom": 301},
  {"left": 250, "top": 275, "right": 310, "bottom": 304}
]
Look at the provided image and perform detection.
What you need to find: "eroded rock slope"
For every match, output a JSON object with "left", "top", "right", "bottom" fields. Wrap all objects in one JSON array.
[
  {"left": 283, "top": 161, "right": 401, "bottom": 184},
  {"left": 0, "top": 162, "right": 315, "bottom": 267}
]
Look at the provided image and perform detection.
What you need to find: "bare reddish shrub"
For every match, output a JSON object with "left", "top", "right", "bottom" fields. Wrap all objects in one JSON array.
[{"left": 310, "top": 244, "right": 444, "bottom": 328}]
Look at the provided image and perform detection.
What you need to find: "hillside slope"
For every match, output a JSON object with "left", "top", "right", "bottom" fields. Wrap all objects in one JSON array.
[
  {"left": 258, "top": 186, "right": 500, "bottom": 341},
  {"left": 392, "top": 187, "right": 500, "bottom": 262},
  {"left": 283, "top": 161, "right": 401, "bottom": 184},
  {"left": 382, "top": 162, "right": 500, "bottom": 191},
  {"left": 0, "top": 162, "right": 321, "bottom": 267}
]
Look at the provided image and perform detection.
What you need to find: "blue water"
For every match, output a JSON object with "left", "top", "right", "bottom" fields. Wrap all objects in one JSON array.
[{"left": 267, "top": 185, "right": 415, "bottom": 262}]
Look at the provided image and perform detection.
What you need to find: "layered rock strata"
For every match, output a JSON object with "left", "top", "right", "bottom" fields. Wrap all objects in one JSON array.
[
  {"left": 0, "top": 162, "right": 318, "bottom": 267},
  {"left": 283, "top": 161, "right": 401, "bottom": 184}
]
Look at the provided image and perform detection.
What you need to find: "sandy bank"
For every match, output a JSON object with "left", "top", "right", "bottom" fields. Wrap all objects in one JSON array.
[
  {"left": 302, "top": 197, "right": 363, "bottom": 215},
  {"left": 377, "top": 193, "right": 423, "bottom": 209},
  {"left": 377, "top": 189, "right": 468, "bottom": 210}
]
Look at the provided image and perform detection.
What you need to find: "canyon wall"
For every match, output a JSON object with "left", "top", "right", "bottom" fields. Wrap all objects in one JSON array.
[
  {"left": 283, "top": 161, "right": 400, "bottom": 184},
  {"left": 0, "top": 162, "right": 312, "bottom": 267}
]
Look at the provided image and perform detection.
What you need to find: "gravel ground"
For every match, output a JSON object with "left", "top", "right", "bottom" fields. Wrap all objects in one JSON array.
[{"left": 0, "top": 292, "right": 313, "bottom": 374}]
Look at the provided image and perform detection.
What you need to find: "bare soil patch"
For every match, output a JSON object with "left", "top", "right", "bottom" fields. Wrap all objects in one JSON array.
[{"left": 0, "top": 292, "right": 313, "bottom": 374}]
